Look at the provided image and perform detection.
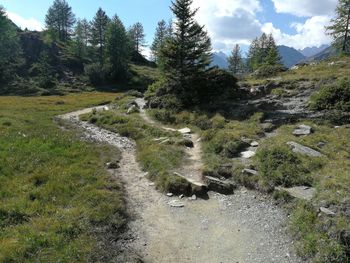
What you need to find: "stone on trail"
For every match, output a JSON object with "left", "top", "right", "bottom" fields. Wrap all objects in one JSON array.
[
  {"left": 178, "top": 127, "right": 191, "bottom": 134},
  {"left": 287, "top": 142, "right": 323, "bottom": 157},
  {"left": 241, "top": 150, "right": 256, "bottom": 159},
  {"left": 167, "top": 193, "right": 174, "bottom": 197},
  {"left": 293, "top": 124, "right": 313, "bottom": 136},
  {"left": 250, "top": 141, "right": 259, "bottom": 147},
  {"left": 242, "top": 168, "right": 259, "bottom": 176},
  {"left": 320, "top": 207, "right": 336, "bottom": 216},
  {"left": 275, "top": 186, "right": 316, "bottom": 201},
  {"left": 106, "top": 161, "right": 120, "bottom": 169},
  {"left": 205, "top": 176, "right": 235, "bottom": 195},
  {"left": 168, "top": 200, "right": 185, "bottom": 208}
]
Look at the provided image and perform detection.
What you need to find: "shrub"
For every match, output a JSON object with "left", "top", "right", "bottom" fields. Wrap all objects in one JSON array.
[
  {"left": 310, "top": 78, "right": 350, "bottom": 111},
  {"left": 84, "top": 63, "right": 112, "bottom": 85},
  {"left": 256, "top": 145, "right": 312, "bottom": 187},
  {"left": 151, "top": 109, "right": 176, "bottom": 124},
  {"left": 211, "top": 114, "right": 226, "bottom": 129},
  {"left": 254, "top": 64, "right": 285, "bottom": 78},
  {"left": 193, "top": 115, "right": 212, "bottom": 130}
]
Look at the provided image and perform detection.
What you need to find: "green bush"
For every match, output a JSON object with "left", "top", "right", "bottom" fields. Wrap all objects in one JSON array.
[
  {"left": 310, "top": 78, "right": 350, "bottom": 111},
  {"left": 254, "top": 64, "right": 285, "bottom": 78},
  {"left": 151, "top": 109, "right": 176, "bottom": 124},
  {"left": 84, "top": 63, "right": 112, "bottom": 85},
  {"left": 256, "top": 145, "right": 312, "bottom": 187}
]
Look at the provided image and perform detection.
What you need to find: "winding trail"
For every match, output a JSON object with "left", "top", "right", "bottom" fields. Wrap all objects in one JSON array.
[
  {"left": 135, "top": 98, "right": 205, "bottom": 187},
  {"left": 58, "top": 105, "right": 304, "bottom": 263}
]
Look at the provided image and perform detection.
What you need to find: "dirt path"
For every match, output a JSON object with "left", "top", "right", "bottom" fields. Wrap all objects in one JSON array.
[
  {"left": 135, "top": 98, "right": 204, "bottom": 186},
  {"left": 59, "top": 106, "right": 304, "bottom": 263}
]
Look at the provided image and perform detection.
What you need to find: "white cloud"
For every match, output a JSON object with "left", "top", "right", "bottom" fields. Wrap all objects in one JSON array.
[
  {"left": 192, "top": 0, "right": 262, "bottom": 51},
  {"left": 6, "top": 11, "right": 43, "bottom": 31},
  {"left": 271, "top": 0, "right": 338, "bottom": 17},
  {"left": 262, "top": 16, "right": 333, "bottom": 49}
]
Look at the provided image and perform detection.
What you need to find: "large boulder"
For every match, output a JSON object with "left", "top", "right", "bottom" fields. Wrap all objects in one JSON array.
[{"left": 293, "top": 124, "right": 313, "bottom": 136}]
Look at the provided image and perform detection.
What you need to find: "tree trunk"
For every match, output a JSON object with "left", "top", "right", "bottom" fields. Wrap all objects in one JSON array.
[{"left": 343, "top": 5, "right": 350, "bottom": 52}]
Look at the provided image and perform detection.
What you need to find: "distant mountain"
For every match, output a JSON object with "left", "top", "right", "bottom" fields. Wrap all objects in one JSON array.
[
  {"left": 278, "top": 45, "right": 306, "bottom": 68},
  {"left": 298, "top": 45, "right": 329, "bottom": 58},
  {"left": 306, "top": 45, "right": 339, "bottom": 62},
  {"left": 212, "top": 52, "right": 229, "bottom": 69}
]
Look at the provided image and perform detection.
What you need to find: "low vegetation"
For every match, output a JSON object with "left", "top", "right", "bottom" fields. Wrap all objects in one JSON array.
[
  {"left": 81, "top": 94, "right": 191, "bottom": 194},
  {"left": 0, "top": 93, "right": 128, "bottom": 262}
]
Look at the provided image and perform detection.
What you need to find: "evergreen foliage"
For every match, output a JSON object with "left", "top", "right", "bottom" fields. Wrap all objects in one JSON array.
[
  {"left": 0, "top": 6, "right": 22, "bottom": 86},
  {"left": 160, "top": 0, "right": 212, "bottom": 106},
  {"left": 106, "top": 15, "right": 131, "bottom": 81},
  {"left": 227, "top": 44, "right": 243, "bottom": 74},
  {"left": 45, "top": 0, "right": 76, "bottom": 42},
  {"left": 151, "top": 20, "right": 172, "bottom": 63},
  {"left": 91, "top": 8, "right": 110, "bottom": 66},
  {"left": 326, "top": 0, "right": 350, "bottom": 54},
  {"left": 129, "top": 22, "right": 146, "bottom": 53},
  {"left": 247, "top": 33, "right": 282, "bottom": 71}
]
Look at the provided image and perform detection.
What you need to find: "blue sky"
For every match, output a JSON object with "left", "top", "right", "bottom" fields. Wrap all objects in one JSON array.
[{"left": 1, "top": 0, "right": 338, "bottom": 55}]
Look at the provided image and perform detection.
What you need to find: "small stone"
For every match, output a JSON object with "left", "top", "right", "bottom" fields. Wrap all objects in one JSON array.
[
  {"left": 287, "top": 142, "right": 323, "bottom": 157},
  {"left": 250, "top": 141, "right": 259, "bottom": 147},
  {"left": 168, "top": 200, "right": 185, "bottom": 208},
  {"left": 178, "top": 128, "right": 191, "bottom": 134},
  {"left": 148, "top": 182, "right": 155, "bottom": 186},
  {"left": 167, "top": 193, "right": 174, "bottom": 197},
  {"left": 241, "top": 151, "right": 256, "bottom": 159},
  {"left": 242, "top": 168, "right": 259, "bottom": 176},
  {"left": 293, "top": 124, "right": 313, "bottom": 136},
  {"left": 106, "top": 161, "right": 120, "bottom": 169},
  {"left": 320, "top": 207, "right": 336, "bottom": 216},
  {"left": 179, "top": 194, "right": 184, "bottom": 199},
  {"left": 191, "top": 194, "right": 197, "bottom": 200}
]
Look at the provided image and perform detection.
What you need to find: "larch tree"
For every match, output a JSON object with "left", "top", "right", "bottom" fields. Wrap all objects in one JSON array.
[
  {"left": 151, "top": 20, "right": 170, "bottom": 62},
  {"left": 91, "top": 8, "right": 110, "bottom": 66},
  {"left": 80, "top": 18, "right": 91, "bottom": 47},
  {"left": 265, "top": 34, "right": 282, "bottom": 66},
  {"left": 327, "top": 0, "right": 350, "bottom": 54},
  {"left": 129, "top": 22, "right": 146, "bottom": 53},
  {"left": 160, "top": 0, "right": 212, "bottom": 104},
  {"left": 106, "top": 15, "right": 131, "bottom": 80},
  {"left": 0, "top": 6, "right": 22, "bottom": 85},
  {"left": 71, "top": 19, "right": 86, "bottom": 59},
  {"left": 228, "top": 44, "right": 243, "bottom": 74},
  {"left": 45, "top": 0, "right": 76, "bottom": 42}
]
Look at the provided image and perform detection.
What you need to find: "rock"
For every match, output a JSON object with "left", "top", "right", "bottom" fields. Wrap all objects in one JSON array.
[
  {"left": 317, "top": 141, "right": 327, "bottom": 148},
  {"left": 167, "top": 193, "right": 174, "bottom": 197},
  {"left": 127, "top": 105, "right": 139, "bottom": 114},
  {"left": 164, "top": 127, "right": 177, "bottom": 132},
  {"left": 178, "top": 128, "right": 191, "bottom": 134},
  {"left": 293, "top": 124, "right": 313, "bottom": 136},
  {"left": 106, "top": 161, "right": 120, "bottom": 169},
  {"left": 168, "top": 200, "right": 185, "bottom": 208},
  {"left": 242, "top": 168, "right": 259, "bottom": 176},
  {"left": 320, "top": 207, "right": 336, "bottom": 216},
  {"left": 250, "top": 141, "right": 259, "bottom": 147},
  {"left": 190, "top": 194, "right": 197, "bottom": 200},
  {"left": 205, "top": 176, "right": 235, "bottom": 195},
  {"left": 148, "top": 182, "right": 155, "bottom": 186},
  {"left": 179, "top": 194, "right": 184, "bottom": 199},
  {"left": 287, "top": 142, "right": 323, "bottom": 157},
  {"left": 103, "top": 106, "right": 110, "bottom": 111},
  {"left": 241, "top": 151, "right": 256, "bottom": 159},
  {"left": 261, "top": 123, "right": 276, "bottom": 132},
  {"left": 276, "top": 186, "right": 316, "bottom": 201}
]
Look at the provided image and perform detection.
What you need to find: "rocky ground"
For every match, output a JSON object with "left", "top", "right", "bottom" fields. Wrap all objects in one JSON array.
[{"left": 59, "top": 106, "right": 305, "bottom": 263}]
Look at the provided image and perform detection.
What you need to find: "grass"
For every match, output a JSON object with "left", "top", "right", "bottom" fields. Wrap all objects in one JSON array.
[
  {"left": 254, "top": 121, "right": 350, "bottom": 262},
  {"left": 243, "top": 56, "right": 350, "bottom": 86},
  {"left": 0, "top": 93, "right": 128, "bottom": 262},
  {"left": 81, "top": 94, "right": 192, "bottom": 194}
]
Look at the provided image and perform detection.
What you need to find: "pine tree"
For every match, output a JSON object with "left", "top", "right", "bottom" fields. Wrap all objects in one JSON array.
[
  {"left": 160, "top": 0, "right": 212, "bottom": 104},
  {"left": 106, "top": 15, "right": 130, "bottom": 80},
  {"left": 0, "top": 6, "right": 22, "bottom": 85},
  {"left": 45, "top": 0, "right": 76, "bottom": 42},
  {"left": 265, "top": 34, "right": 282, "bottom": 65},
  {"left": 247, "top": 37, "right": 260, "bottom": 71},
  {"left": 228, "top": 44, "right": 242, "bottom": 74},
  {"left": 151, "top": 20, "right": 169, "bottom": 62},
  {"left": 129, "top": 22, "right": 146, "bottom": 53},
  {"left": 91, "top": 8, "right": 110, "bottom": 66},
  {"left": 71, "top": 19, "right": 86, "bottom": 59},
  {"left": 326, "top": 0, "right": 350, "bottom": 54},
  {"left": 80, "top": 18, "right": 91, "bottom": 47}
]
